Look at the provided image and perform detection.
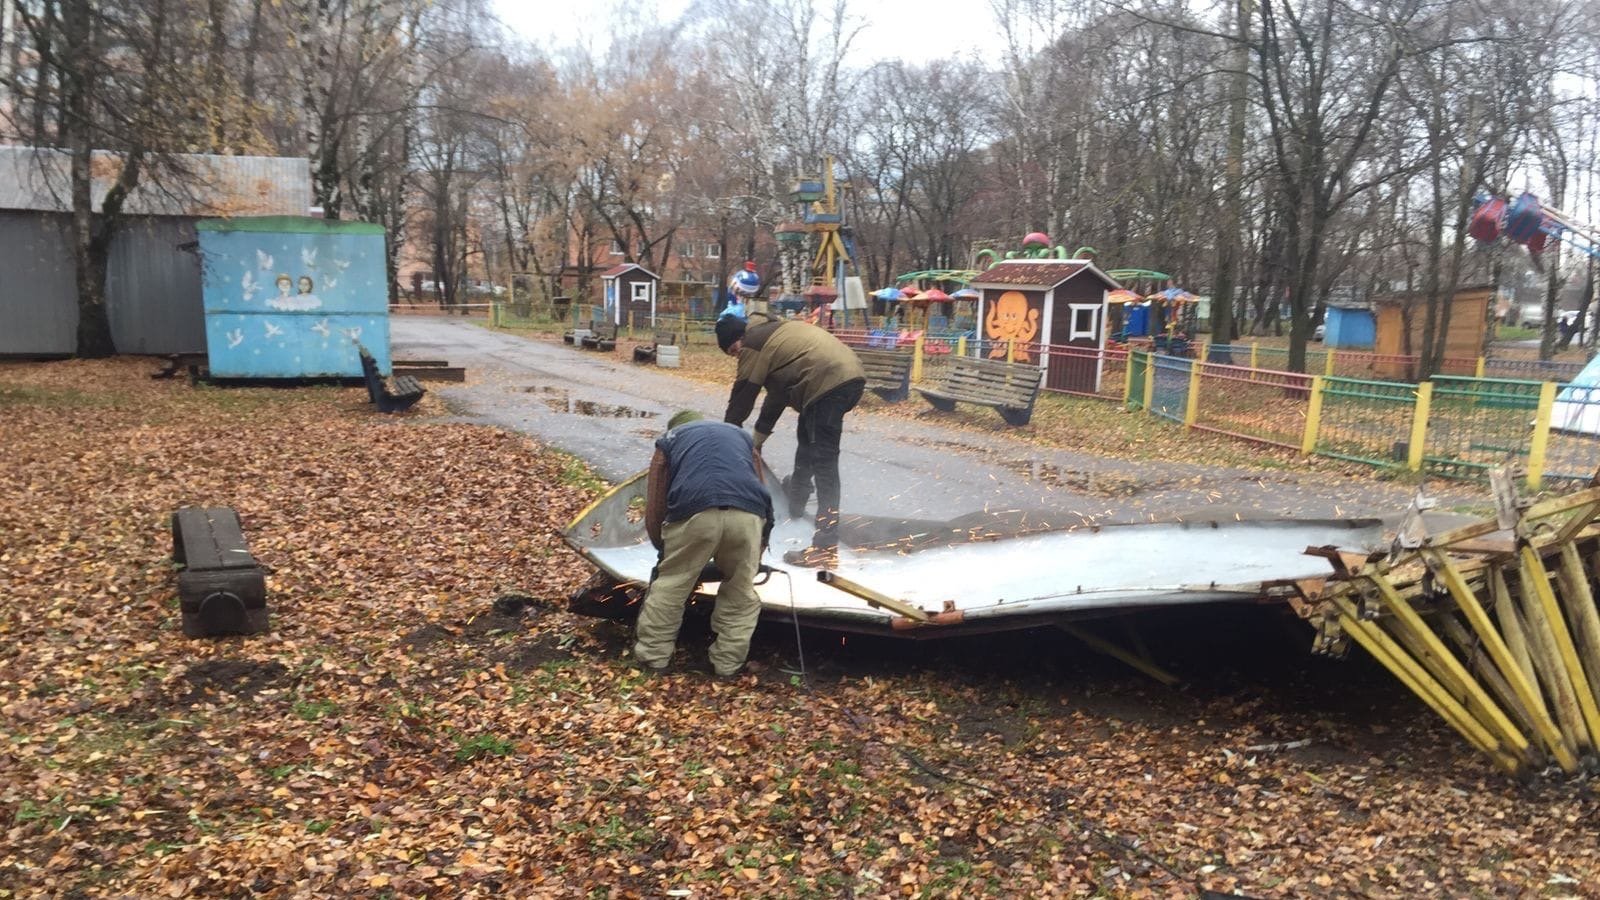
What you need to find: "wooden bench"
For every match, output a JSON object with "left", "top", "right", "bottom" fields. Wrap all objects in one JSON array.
[
  {"left": 917, "top": 356, "right": 1044, "bottom": 427},
  {"left": 632, "top": 329, "right": 679, "bottom": 363},
  {"left": 854, "top": 348, "right": 912, "bottom": 402},
  {"left": 580, "top": 321, "right": 618, "bottom": 351},
  {"left": 358, "top": 345, "right": 425, "bottom": 413},
  {"left": 172, "top": 507, "right": 269, "bottom": 637}
]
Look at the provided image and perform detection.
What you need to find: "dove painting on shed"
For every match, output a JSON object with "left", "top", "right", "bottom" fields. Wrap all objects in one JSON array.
[
  {"left": 197, "top": 217, "right": 391, "bottom": 378},
  {"left": 0, "top": 148, "right": 312, "bottom": 357}
]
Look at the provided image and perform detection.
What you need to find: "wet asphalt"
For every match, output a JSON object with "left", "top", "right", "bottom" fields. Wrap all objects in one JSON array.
[{"left": 392, "top": 317, "right": 1485, "bottom": 530}]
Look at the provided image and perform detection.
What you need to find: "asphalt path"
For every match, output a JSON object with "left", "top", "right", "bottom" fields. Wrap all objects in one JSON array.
[{"left": 393, "top": 317, "right": 1482, "bottom": 530}]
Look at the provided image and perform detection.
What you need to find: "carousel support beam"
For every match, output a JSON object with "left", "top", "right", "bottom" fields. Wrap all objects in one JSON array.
[
  {"left": 1419, "top": 549, "right": 1570, "bottom": 767},
  {"left": 1331, "top": 596, "right": 1520, "bottom": 773},
  {"left": 1365, "top": 574, "right": 1543, "bottom": 766},
  {"left": 1557, "top": 543, "right": 1600, "bottom": 712},
  {"left": 1518, "top": 545, "right": 1600, "bottom": 754},
  {"left": 1490, "top": 565, "right": 1543, "bottom": 716},
  {"left": 1056, "top": 623, "right": 1180, "bottom": 687}
]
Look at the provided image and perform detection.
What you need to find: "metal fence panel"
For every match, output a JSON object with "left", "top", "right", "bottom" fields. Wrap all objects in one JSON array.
[
  {"left": 1315, "top": 376, "right": 1419, "bottom": 467},
  {"left": 1192, "top": 362, "right": 1312, "bottom": 450},
  {"left": 1150, "top": 355, "right": 1191, "bottom": 424},
  {"left": 1545, "top": 383, "right": 1600, "bottom": 485},
  {"left": 1423, "top": 376, "right": 1542, "bottom": 479}
]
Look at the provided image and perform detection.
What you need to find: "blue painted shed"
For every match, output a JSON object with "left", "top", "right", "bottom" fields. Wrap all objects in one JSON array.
[
  {"left": 1324, "top": 304, "right": 1375, "bottom": 349},
  {"left": 197, "top": 217, "right": 390, "bottom": 378}
]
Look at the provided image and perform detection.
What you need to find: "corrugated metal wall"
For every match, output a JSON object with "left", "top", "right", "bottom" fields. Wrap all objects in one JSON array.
[
  {"left": 0, "top": 211, "right": 76, "bottom": 355},
  {"left": 0, "top": 214, "right": 205, "bottom": 356},
  {"left": 107, "top": 218, "right": 204, "bottom": 354}
]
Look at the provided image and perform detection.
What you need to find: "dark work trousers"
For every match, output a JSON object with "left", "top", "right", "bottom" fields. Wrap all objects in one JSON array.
[{"left": 788, "top": 378, "right": 865, "bottom": 550}]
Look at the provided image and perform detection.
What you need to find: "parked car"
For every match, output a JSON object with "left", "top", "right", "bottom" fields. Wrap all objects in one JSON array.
[
  {"left": 1312, "top": 322, "right": 1325, "bottom": 341},
  {"left": 1520, "top": 304, "right": 1545, "bottom": 329}
]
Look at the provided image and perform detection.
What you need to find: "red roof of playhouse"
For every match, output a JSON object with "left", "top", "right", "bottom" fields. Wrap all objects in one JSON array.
[
  {"left": 968, "top": 260, "right": 1122, "bottom": 291},
  {"left": 599, "top": 263, "right": 659, "bottom": 279}
]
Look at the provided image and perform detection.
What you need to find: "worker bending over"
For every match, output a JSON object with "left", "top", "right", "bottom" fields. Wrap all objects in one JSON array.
[
  {"left": 715, "top": 311, "right": 865, "bottom": 568},
  {"left": 633, "top": 410, "right": 773, "bottom": 677}
]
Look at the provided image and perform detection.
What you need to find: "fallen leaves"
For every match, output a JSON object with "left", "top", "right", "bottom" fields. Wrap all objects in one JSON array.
[{"left": 1, "top": 357, "right": 1597, "bottom": 898}]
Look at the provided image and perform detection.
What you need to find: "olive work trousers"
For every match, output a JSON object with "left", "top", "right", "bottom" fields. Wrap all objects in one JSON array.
[{"left": 632, "top": 508, "right": 764, "bottom": 676}]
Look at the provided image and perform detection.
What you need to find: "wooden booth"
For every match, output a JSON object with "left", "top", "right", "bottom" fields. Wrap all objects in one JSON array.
[
  {"left": 968, "top": 260, "right": 1123, "bottom": 393},
  {"left": 600, "top": 263, "right": 660, "bottom": 326},
  {"left": 1373, "top": 284, "right": 1496, "bottom": 378}
]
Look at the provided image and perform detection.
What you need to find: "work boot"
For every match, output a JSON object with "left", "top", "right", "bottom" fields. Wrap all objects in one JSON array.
[
  {"left": 781, "top": 475, "right": 810, "bottom": 519},
  {"left": 782, "top": 545, "right": 838, "bottom": 569}
]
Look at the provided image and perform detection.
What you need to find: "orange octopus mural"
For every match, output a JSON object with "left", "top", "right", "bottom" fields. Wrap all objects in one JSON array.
[{"left": 985, "top": 290, "right": 1040, "bottom": 362}]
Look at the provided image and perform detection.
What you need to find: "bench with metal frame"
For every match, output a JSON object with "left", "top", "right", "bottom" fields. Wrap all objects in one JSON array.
[
  {"left": 916, "top": 355, "right": 1043, "bottom": 426},
  {"left": 854, "top": 347, "right": 913, "bottom": 402},
  {"left": 358, "top": 345, "right": 425, "bottom": 413}
]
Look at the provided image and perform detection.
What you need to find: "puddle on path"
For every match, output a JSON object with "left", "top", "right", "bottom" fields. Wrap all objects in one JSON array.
[
  {"left": 524, "top": 386, "right": 658, "bottom": 419},
  {"left": 1002, "top": 458, "right": 1149, "bottom": 497}
]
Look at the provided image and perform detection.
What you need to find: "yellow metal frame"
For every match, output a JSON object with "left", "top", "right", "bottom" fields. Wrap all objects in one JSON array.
[{"left": 1306, "top": 479, "right": 1600, "bottom": 776}]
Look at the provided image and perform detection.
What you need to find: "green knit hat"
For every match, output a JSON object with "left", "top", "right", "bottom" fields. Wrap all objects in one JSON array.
[{"left": 667, "top": 410, "right": 703, "bottom": 431}]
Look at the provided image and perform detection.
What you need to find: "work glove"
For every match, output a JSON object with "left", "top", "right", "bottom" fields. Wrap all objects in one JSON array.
[{"left": 753, "top": 430, "right": 770, "bottom": 451}]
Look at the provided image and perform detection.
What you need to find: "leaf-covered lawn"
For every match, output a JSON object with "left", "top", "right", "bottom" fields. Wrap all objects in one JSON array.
[{"left": 2, "top": 358, "right": 1596, "bottom": 898}]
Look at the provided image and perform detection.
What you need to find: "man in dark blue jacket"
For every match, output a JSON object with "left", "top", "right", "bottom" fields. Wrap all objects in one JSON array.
[{"left": 633, "top": 411, "right": 773, "bottom": 677}]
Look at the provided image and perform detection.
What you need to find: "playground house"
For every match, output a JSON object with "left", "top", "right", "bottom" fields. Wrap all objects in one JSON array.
[
  {"left": 1372, "top": 284, "right": 1496, "bottom": 378},
  {"left": 968, "top": 259, "right": 1122, "bottom": 393},
  {"left": 599, "top": 263, "right": 660, "bottom": 326}
]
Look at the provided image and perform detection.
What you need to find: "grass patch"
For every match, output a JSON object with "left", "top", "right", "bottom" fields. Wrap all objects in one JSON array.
[
  {"left": 453, "top": 732, "right": 515, "bottom": 762},
  {"left": 0, "top": 384, "right": 105, "bottom": 407},
  {"left": 292, "top": 698, "right": 339, "bottom": 721},
  {"left": 554, "top": 452, "right": 608, "bottom": 495},
  {"left": 1495, "top": 325, "right": 1541, "bottom": 341}
]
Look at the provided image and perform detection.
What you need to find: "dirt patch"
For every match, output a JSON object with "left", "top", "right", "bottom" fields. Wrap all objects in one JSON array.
[
  {"left": 181, "top": 659, "right": 288, "bottom": 702},
  {"left": 493, "top": 632, "right": 577, "bottom": 671}
]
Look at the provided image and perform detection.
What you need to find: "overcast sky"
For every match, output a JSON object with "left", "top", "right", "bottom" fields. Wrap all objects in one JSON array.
[{"left": 493, "top": 0, "right": 1013, "bottom": 66}]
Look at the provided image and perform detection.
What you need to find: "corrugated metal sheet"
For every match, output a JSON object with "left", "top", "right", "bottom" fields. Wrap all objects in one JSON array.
[
  {"left": 0, "top": 147, "right": 311, "bottom": 216},
  {"left": 107, "top": 218, "right": 205, "bottom": 354},
  {"left": 0, "top": 214, "right": 209, "bottom": 356},
  {"left": 0, "top": 211, "right": 76, "bottom": 355}
]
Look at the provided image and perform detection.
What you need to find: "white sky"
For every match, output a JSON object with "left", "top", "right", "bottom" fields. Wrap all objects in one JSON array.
[{"left": 493, "top": 0, "right": 1013, "bottom": 67}]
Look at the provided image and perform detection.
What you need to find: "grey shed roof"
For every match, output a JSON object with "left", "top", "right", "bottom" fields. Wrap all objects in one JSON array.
[{"left": 0, "top": 146, "right": 312, "bottom": 217}]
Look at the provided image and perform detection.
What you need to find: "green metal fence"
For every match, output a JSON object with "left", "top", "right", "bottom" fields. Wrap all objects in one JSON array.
[
  {"left": 1422, "top": 376, "right": 1543, "bottom": 479},
  {"left": 1126, "top": 349, "right": 1150, "bottom": 410},
  {"left": 1314, "top": 376, "right": 1420, "bottom": 467}
]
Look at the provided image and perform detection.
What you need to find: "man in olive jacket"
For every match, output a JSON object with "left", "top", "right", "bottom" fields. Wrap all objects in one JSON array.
[{"left": 716, "top": 311, "right": 865, "bottom": 567}]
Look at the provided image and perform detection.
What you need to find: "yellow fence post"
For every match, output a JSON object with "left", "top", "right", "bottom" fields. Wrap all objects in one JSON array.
[
  {"left": 491, "top": 301, "right": 500, "bottom": 328},
  {"left": 1476, "top": 356, "right": 1486, "bottom": 379},
  {"left": 1323, "top": 348, "right": 1337, "bottom": 377},
  {"left": 911, "top": 333, "right": 925, "bottom": 384},
  {"left": 1007, "top": 340, "right": 1016, "bottom": 364},
  {"left": 628, "top": 311, "right": 635, "bottom": 340},
  {"left": 1407, "top": 382, "right": 1434, "bottom": 472},
  {"left": 956, "top": 335, "right": 967, "bottom": 357},
  {"left": 1527, "top": 381, "right": 1558, "bottom": 490},
  {"left": 1250, "top": 341, "right": 1259, "bottom": 371},
  {"left": 1123, "top": 350, "right": 1135, "bottom": 403},
  {"left": 680, "top": 310, "right": 687, "bottom": 344},
  {"left": 1302, "top": 376, "right": 1324, "bottom": 455},
  {"left": 1184, "top": 359, "right": 1202, "bottom": 427}
]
